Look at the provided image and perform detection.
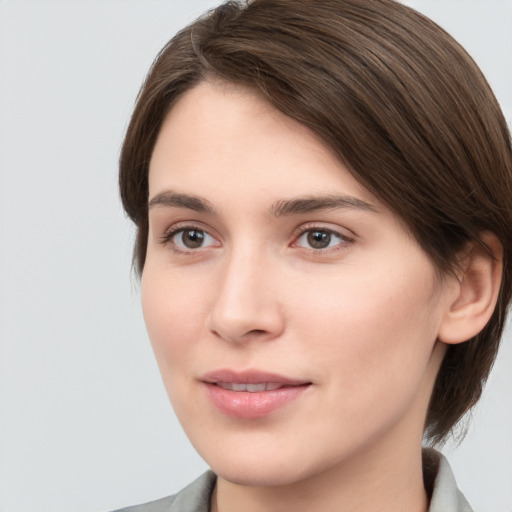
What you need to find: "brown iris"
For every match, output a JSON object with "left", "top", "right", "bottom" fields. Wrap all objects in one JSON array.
[
  {"left": 307, "top": 230, "right": 332, "bottom": 249},
  {"left": 180, "top": 229, "right": 205, "bottom": 249}
]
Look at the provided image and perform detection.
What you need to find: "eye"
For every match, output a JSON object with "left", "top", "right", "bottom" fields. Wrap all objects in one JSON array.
[
  {"left": 295, "top": 229, "right": 347, "bottom": 250},
  {"left": 170, "top": 228, "right": 218, "bottom": 250}
]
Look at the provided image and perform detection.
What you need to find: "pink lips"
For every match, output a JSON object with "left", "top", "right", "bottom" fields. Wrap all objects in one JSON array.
[{"left": 201, "top": 369, "right": 311, "bottom": 419}]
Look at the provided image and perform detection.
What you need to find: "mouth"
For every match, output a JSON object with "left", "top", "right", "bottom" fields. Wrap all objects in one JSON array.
[
  {"left": 201, "top": 369, "right": 312, "bottom": 419},
  {"left": 215, "top": 382, "right": 286, "bottom": 392}
]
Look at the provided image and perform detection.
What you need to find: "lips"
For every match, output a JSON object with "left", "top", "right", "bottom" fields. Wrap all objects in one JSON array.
[{"left": 201, "top": 369, "right": 311, "bottom": 419}]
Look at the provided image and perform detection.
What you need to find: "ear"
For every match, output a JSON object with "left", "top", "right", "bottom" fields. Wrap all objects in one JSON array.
[{"left": 438, "top": 232, "right": 503, "bottom": 345}]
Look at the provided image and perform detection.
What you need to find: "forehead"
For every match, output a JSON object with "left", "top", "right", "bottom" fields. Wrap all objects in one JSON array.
[{"left": 149, "top": 80, "right": 378, "bottom": 209}]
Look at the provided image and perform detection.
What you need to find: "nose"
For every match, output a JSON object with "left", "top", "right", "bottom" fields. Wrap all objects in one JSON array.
[{"left": 207, "top": 249, "right": 285, "bottom": 344}]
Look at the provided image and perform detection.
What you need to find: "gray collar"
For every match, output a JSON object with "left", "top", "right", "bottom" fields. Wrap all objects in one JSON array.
[{"left": 428, "top": 451, "right": 473, "bottom": 512}]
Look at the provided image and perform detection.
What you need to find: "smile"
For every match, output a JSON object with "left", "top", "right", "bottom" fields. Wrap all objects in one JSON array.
[{"left": 201, "top": 369, "right": 311, "bottom": 419}]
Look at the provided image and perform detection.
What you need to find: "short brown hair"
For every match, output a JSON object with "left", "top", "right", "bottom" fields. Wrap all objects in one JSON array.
[{"left": 119, "top": 0, "right": 512, "bottom": 443}]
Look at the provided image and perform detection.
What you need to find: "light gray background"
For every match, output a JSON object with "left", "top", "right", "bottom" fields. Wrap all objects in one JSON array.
[{"left": 0, "top": 1, "right": 511, "bottom": 511}]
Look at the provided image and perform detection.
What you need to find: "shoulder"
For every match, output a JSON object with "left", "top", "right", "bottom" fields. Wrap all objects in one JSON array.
[
  {"left": 424, "top": 449, "right": 474, "bottom": 512},
  {"left": 112, "top": 471, "right": 216, "bottom": 512}
]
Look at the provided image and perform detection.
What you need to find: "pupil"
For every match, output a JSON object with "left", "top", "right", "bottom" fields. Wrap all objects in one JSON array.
[
  {"left": 183, "top": 229, "right": 204, "bottom": 248},
  {"left": 307, "top": 230, "right": 330, "bottom": 249}
]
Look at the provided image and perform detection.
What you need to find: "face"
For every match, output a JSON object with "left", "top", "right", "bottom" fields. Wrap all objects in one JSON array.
[{"left": 142, "top": 80, "right": 456, "bottom": 487}]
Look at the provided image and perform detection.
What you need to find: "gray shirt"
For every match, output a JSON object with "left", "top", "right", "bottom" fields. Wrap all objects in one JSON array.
[{"left": 113, "top": 451, "right": 473, "bottom": 512}]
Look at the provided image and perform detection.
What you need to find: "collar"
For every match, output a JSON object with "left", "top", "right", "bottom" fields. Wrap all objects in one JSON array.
[{"left": 426, "top": 449, "right": 473, "bottom": 512}]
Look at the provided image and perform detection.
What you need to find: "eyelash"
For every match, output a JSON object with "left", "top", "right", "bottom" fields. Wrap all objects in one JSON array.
[{"left": 159, "top": 224, "right": 354, "bottom": 254}]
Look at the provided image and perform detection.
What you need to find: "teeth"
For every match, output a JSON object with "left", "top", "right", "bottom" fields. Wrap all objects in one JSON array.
[
  {"left": 233, "top": 383, "right": 252, "bottom": 392},
  {"left": 217, "top": 382, "right": 283, "bottom": 392},
  {"left": 263, "top": 382, "right": 283, "bottom": 391},
  {"left": 246, "top": 383, "right": 266, "bottom": 392}
]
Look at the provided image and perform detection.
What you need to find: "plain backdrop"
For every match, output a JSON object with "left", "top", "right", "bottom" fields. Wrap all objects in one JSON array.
[{"left": 0, "top": 1, "right": 511, "bottom": 511}]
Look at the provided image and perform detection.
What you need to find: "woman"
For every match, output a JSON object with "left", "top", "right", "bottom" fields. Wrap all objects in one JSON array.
[{"left": 116, "top": 0, "right": 512, "bottom": 510}]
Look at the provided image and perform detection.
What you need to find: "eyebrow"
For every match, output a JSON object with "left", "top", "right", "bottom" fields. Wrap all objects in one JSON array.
[
  {"left": 269, "top": 195, "right": 378, "bottom": 216},
  {"left": 148, "top": 191, "right": 215, "bottom": 214},
  {"left": 147, "top": 190, "right": 378, "bottom": 216}
]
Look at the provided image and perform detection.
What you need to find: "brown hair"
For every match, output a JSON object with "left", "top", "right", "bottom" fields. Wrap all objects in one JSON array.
[{"left": 119, "top": 0, "right": 512, "bottom": 443}]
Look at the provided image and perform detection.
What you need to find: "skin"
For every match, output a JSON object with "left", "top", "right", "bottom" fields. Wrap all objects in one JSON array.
[{"left": 142, "top": 80, "right": 464, "bottom": 512}]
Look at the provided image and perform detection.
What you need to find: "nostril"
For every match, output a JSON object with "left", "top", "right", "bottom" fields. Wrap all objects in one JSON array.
[{"left": 245, "top": 329, "right": 267, "bottom": 337}]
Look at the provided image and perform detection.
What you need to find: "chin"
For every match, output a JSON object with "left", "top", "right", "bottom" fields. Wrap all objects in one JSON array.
[
  {"left": 211, "top": 460, "right": 312, "bottom": 488},
  {"left": 197, "top": 435, "right": 339, "bottom": 488}
]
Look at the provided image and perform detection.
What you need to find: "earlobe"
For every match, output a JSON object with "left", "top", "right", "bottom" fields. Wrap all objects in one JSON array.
[{"left": 438, "top": 232, "right": 503, "bottom": 345}]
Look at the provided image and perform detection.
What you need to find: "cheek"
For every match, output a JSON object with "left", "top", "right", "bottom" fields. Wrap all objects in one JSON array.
[
  {"left": 289, "top": 260, "right": 442, "bottom": 408},
  {"left": 141, "top": 266, "right": 209, "bottom": 372},
  {"left": 291, "top": 258, "right": 439, "bottom": 341}
]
